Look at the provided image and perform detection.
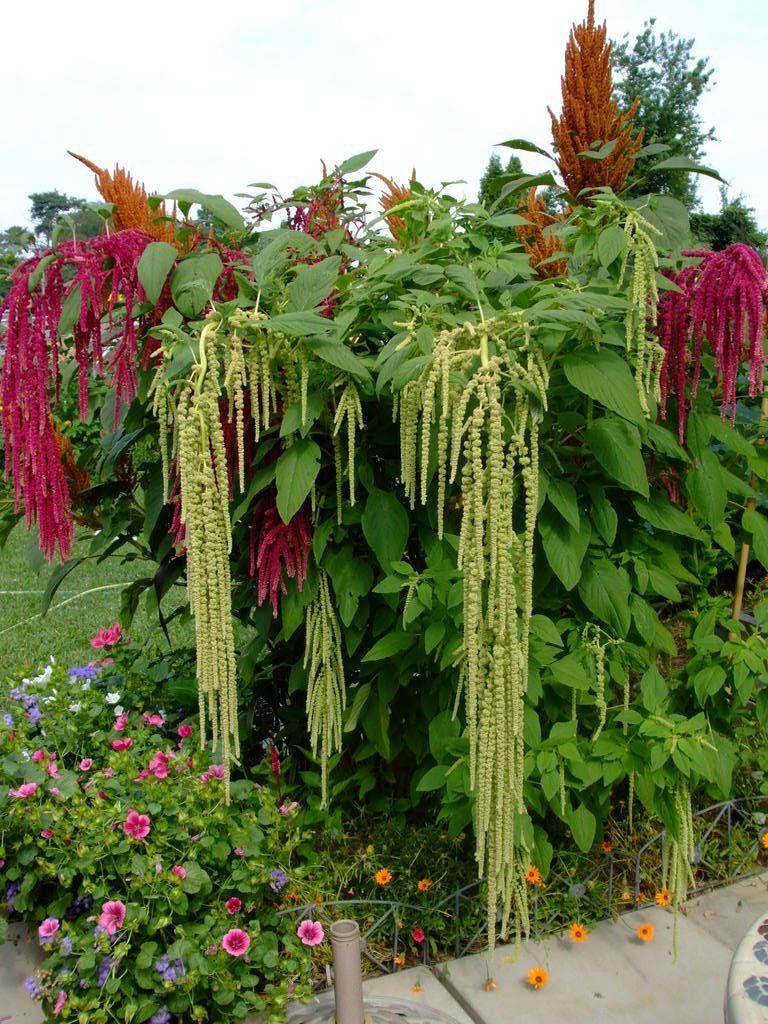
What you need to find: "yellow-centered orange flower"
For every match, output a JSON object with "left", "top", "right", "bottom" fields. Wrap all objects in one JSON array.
[
  {"left": 655, "top": 889, "right": 670, "bottom": 907},
  {"left": 375, "top": 868, "right": 393, "bottom": 886},
  {"left": 527, "top": 967, "right": 549, "bottom": 989},
  {"left": 569, "top": 922, "right": 588, "bottom": 943},
  {"left": 417, "top": 878, "right": 432, "bottom": 893},
  {"left": 761, "top": 833, "right": 768, "bottom": 850},
  {"left": 525, "top": 865, "right": 542, "bottom": 886}
]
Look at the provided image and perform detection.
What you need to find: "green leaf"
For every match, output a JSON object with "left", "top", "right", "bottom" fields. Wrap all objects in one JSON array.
[
  {"left": 578, "top": 559, "right": 631, "bottom": 637},
  {"left": 550, "top": 653, "right": 591, "bottom": 690},
  {"left": 362, "top": 489, "right": 409, "bottom": 570},
  {"left": 57, "top": 283, "right": 82, "bottom": 335},
  {"left": 634, "top": 493, "right": 704, "bottom": 540},
  {"left": 362, "top": 631, "right": 415, "bottom": 662},
  {"left": 166, "top": 189, "right": 245, "bottom": 230},
  {"left": 344, "top": 683, "right": 372, "bottom": 732},
  {"left": 325, "top": 548, "right": 374, "bottom": 626},
  {"left": 645, "top": 423, "right": 690, "bottom": 462},
  {"left": 567, "top": 802, "right": 596, "bottom": 852},
  {"left": 485, "top": 212, "right": 529, "bottom": 228},
  {"left": 497, "top": 138, "right": 555, "bottom": 161},
  {"left": 170, "top": 253, "right": 223, "bottom": 318},
  {"left": 538, "top": 506, "right": 591, "bottom": 591},
  {"left": 545, "top": 476, "right": 580, "bottom": 529},
  {"left": 424, "top": 621, "right": 446, "bottom": 654},
  {"left": 640, "top": 665, "right": 668, "bottom": 712},
  {"left": 137, "top": 242, "right": 177, "bottom": 305},
  {"left": 286, "top": 257, "right": 341, "bottom": 312},
  {"left": 596, "top": 225, "right": 628, "bottom": 267},
  {"left": 264, "top": 311, "right": 335, "bottom": 338},
  {"left": 685, "top": 450, "right": 727, "bottom": 526},
  {"left": 693, "top": 665, "right": 727, "bottom": 704},
  {"left": 743, "top": 509, "right": 768, "bottom": 571},
  {"left": 310, "top": 338, "right": 370, "bottom": 382},
  {"left": 646, "top": 157, "right": 725, "bottom": 183},
  {"left": 42, "top": 556, "right": 89, "bottom": 614},
  {"left": 275, "top": 439, "right": 321, "bottom": 523},
  {"left": 339, "top": 150, "right": 378, "bottom": 174},
  {"left": 588, "top": 486, "right": 617, "bottom": 545},
  {"left": 531, "top": 614, "right": 563, "bottom": 647},
  {"left": 563, "top": 350, "right": 644, "bottom": 424},
  {"left": 417, "top": 765, "right": 450, "bottom": 792},
  {"left": 587, "top": 417, "right": 648, "bottom": 496}
]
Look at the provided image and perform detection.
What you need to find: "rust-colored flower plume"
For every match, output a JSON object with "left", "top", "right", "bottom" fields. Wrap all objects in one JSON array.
[
  {"left": 516, "top": 188, "right": 568, "bottom": 278},
  {"left": 68, "top": 151, "right": 181, "bottom": 246},
  {"left": 548, "top": 0, "right": 643, "bottom": 198},
  {"left": 371, "top": 171, "right": 415, "bottom": 243}
]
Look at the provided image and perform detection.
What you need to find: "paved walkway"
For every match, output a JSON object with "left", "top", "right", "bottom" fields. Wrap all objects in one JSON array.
[{"left": 4, "top": 875, "right": 768, "bottom": 1022}]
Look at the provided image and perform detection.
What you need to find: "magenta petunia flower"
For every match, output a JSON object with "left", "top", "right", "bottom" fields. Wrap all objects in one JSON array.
[
  {"left": 297, "top": 920, "right": 325, "bottom": 947},
  {"left": 111, "top": 738, "right": 133, "bottom": 751},
  {"left": 79, "top": 758, "right": 93, "bottom": 771},
  {"left": 90, "top": 624, "right": 124, "bottom": 649},
  {"left": 123, "top": 810, "right": 151, "bottom": 840},
  {"left": 38, "top": 918, "right": 60, "bottom": 944},
  {"left": 225, "top": 897, "right": 242, "bottom": 915},
  {"left": 279, "top": 801, "right": 298, "bottom": 815},
  {"left": 177, "top": 724, "right": 193, "bottom": 739},
  {"left": 222, "top": 929, "right": 251, "bottom": 957},
  {"left": 40, "top": 829, "right": 53, "bottom": 839},
  {"left": 32, "top": 749, "right": 46, "bottom": 762},
  {"left": 233, "top": 848, "right": 245, "bottom": 857},
  {"left": 412, "top": 927, "right": 425, "bottom": 943},
  {"left": 113, "top": 714, "right": 128, "bottom": 732},
  {"left": 143, "top": 712, "right": 164, "bottom": 727},
  {"left": 172, "top": 865, "right": 187, "bottom": 879},
  {"left": 98, "top": 900, "right": 126, "bottom": 935},
  {"left": 10, "top": 782, "right": 38, "bottom": 798},
  {"left": 53, "top": 990, "right": 67, "bottom": 1016}
]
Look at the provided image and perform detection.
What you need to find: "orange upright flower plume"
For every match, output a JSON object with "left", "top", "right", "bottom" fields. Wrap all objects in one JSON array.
[
  {"left": 548, "top": 0, "right": 643, "bottom": 198},
  {"left": 68, "top": 151, "right": 180, "bottom": 246},
  {"left": 516, "top": 188, "right": 568, "bottom": 279},
  {"left": 370, "top": 171, "right": 415, "bottom": 243}
]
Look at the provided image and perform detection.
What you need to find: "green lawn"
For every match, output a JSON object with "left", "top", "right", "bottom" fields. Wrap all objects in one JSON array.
[{"left": 0, "top": 525, "right": 193, "bottom": 677}]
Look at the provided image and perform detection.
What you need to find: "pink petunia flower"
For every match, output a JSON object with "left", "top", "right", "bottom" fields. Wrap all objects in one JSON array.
[
  {"left": 147, "top": 751, "right": 172, "bottom": 778},
  {"left": 38, "top": 918, "right": 60, "bottom": 943},
  {"left": 113, "top": 714, "right": 128, "bottom": 732},
  {"left": 32, "top": 749, "right": 46, "bottom": 762},
  {"left": 172, "top": 865, "right": 187, "bottom": 879},
  {"left": 104, "top": 768, "right": 115, "bottom": 778},
  {"left": 279, "top": 801, "right": 298, "bottom": 815},
  {"left": 40, "top": 829, "right": 53, "bottom": 839},
  {"left": 98, "top": 900, "right": 126, "bottom": 935},
  {"left": 225, "top": 897, "right": 242, "bottom": 915},
  {"left": 297, "top": 920, "right": 325, "bottom": 947},
  {"left": 90, "top": 624, "right": 124, "bottom": 649},
  {"left": 79, "top": 758, "right": 93, "bottom": 771},
  {"left": 412, "top": 927, "right": 425, "bottom": 943},
  {"left": 222, "top": 929, "right": 251, "bottom": 957},
  {"left": 178, "top": 724, "right": 193, "bottom": 739},
  {"left": 123, "top": 810, "right": 151, "bottom": 840},
  {"left": 111, "top": 738, "right": 133, "bottom": 752},
  {"left": 10, "top": 782, "right": 38, "bottom": 798},
  {"left": 53, "top": 990, "right": 67, "bottom": 1016},
  {"left": 142, "top": 713, "right": 164, "bottom": 727},
  {"left": 234, "top": 848, "right": 245, "bottom": 857},
  {"left": 46, "top": 760, "right": 59, "bottom": 778}
]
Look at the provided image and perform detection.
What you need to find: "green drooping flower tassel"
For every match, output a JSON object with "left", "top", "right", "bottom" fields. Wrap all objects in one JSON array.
[{"left": 304, "top": 569, "right": 346, "bottom": 808}]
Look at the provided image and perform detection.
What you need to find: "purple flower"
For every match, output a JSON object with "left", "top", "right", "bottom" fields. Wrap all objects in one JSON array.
[
  {"left": 148, "top": 1009, "right": 172, "bottom": 1024},
  {"left": 6, "top": 882, "right": 21, "bottom": 910},
  {"left": 66, "top": 893, "right": 92, "bottom": 920},
  {"left": 27, "top": 705, "right": 42, "bottom": 724},
  {"left": 154, "top": 955, "right": 185, "bottom": 983},
  {"left": 270, "top": 868, "right": 289, "bottom": 893},
  {"left": 3, "top": 713, "right": 14, "bottom": 726},
  {"left": 23, "top": 976, "right": 42, "bottom": 999},
  {"left": 61, "top": 936, "right": 73, "bottom": 957},
  {"left": 97, "top": 956, "right": 114, "bottom": 988},
  {"left": 68, "top": 665, "right": 99, "bottom": 680}
]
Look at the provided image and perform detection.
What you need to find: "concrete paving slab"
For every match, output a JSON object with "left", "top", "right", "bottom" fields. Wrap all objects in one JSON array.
[
  {"left": 684, "top": 876, "right": 768, "bottom": 949},
  {"left": 438, "top": 903, "right": 738, "bottom": 1024},
  {"left": 0, "top": 924, "right": 44, "bottom": 1023}
]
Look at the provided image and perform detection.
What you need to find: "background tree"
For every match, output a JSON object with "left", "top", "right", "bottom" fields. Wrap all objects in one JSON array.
[
  {"left": 28, "top": 189, "right": 102, "bottom": 244},
  {"left": 478, "top": 152, "right": 524, "bottom": 207},
  {"left": 691, "top": 189, "right": 767, "bottom": 255},
  {"left": 0, "top": 225, "right": 34, "bottom": 300},
  {"left": 612, "top": 19, "right": 715, "bottom": 208}
]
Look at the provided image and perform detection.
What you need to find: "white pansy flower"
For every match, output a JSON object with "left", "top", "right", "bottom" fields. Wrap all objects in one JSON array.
[
  {"left": 81, "top": 682, "right": 91, "bottom": 691},
  {"left": 69, "top": 702, "right": 82, "bottom": 713},
  {"left": 105, "top": 692, "right": 121, "bottom": 705},
  {"left": 113, "top": 706, "right": 124, "bottom": 717}
]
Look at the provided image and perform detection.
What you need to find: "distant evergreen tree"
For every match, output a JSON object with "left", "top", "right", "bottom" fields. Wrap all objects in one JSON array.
[
  {"left": 691, "top": 190, "right": 767, "bottom": 256},
  {"left": 479, "top": 153, "right": 524, "bottom": 207}
]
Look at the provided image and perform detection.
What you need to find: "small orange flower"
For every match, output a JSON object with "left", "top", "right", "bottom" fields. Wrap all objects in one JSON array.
[
  {"left": 417, "top": 878, "right": 432, "bottom": 893},
  {"left": 394, "top": 954, "right": 405, "bottom": 967},
  {"left": 761, "top": 833, "right": 768, "bottom": 850},
  {"left": 620, "top": 889, "right": 632, "bottom": 903},
  {"left": 527, "top": 967, "right": 549, "bottom": 989},
  {"left": 635, "top": 892, "right": 646, "bottom": 903},
  {"left": 375, "top": 868, "right": 393, "bottom": 886},
  {"left": 315, "top": 896, "right": 323, "bottom": 906},
  {"left": 569, "top": 922, "right": 588, "bottom": 943},
  {"left": 525, "top": 865, "right": 542, "bottom": 886},
  {"left": 411, "top": 983, "right": 424, "bottom": 993},
  {"left": 636, "top": 923, "right": 655, "bottom": 942},
  {"left": 655, "top": 889, "right": 670, "bottom": 907},
  {"left": 601, "top": 840, "right": 613, "bottom": 853},
  {"left": 484, "top": 977, "right": 497, "bottom": 991}
]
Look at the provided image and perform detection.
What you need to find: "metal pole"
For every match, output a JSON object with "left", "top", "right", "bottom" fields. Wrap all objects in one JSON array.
[{"left": 330, "top": 919, "right": 365, "bottom": 1024}]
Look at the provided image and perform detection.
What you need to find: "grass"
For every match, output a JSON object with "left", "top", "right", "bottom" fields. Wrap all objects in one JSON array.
[{"left": 0, "top": 524, "right": 194, "bottom": 678}]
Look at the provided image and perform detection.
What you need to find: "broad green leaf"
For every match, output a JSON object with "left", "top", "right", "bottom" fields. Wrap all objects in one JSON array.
[
  {"left": 497, "top": 138, "right": 555, "bottom": 161},
  {"left": 170, "top": 253, "right": 223, "bottom": 318},
  {"left": 485, "top": 212, "right": 529, "bottom": 228},
  {"left": 531, "top": 614, "right": 563, "bottom": 647},
  {"left": 166, "top": 189, "right": 245, "bottom": 230},
  {"left": 545, "top": 476, "right": 580, "bottom": 530},
  {"left": 693, "top": 665, "right": 727, "bottom": 704},
  {"left": 325, "top": 548, "right": 374, "bottom": 626},
  {"left": 647, "top": 156, "right": 725, "bottom": 183},
  {"left": 57, "top": 283, "right": 82, "bottom": 335},
  {"left": 362, "top": 631, "right": 415, "bottom": 662},
  {"left": 275, "top": 439, "right": 321, "bottom": 523},
  {"left": 362, "top": 489, "right": 409, "bottom": 570},
  {"left": 645, "top": 422, "right": 690, "bottom": 462},
  {"left": 685, "top": 450, "right": 727, "bottom": 526},
  {"left": 588, "top": 485, "right": 617, "bottom": 545},
  {"left": 550, "top": 653, "right": 591, "bottom": 690},
  {"left": 567, "top": 802, "right": 596, "bottom": 852},
  {"left": 634, "top": 493, "right": 705, "bottom": 540},
  {"left": 563, "top": 349, "right": 644, "bottom": 424},
  {"left": 640, "top": 665, "right": 668, "bottom": 712},
  {"left": 596, "top": 224, "right": 627, "bottom": 267},
  {"left": 538, "top": 506, "right": 591, "bottom": 591},
  {"left": 578, "top": 559, "right": 631, "bottom": 637},
  {"left": 425, "top": 621, "right": 446, "bottom": 654},
  {"left": 743, "top": 509, "right": 768, "bottom": 571},
  {"left": 286, "top": 257, "right": 341, "bottom": 312},
  {"left": 310, "top": 338, "right": 371, "bottom": 382},
  {"left": 587, "top": 417, "right": 648, "bottom": 496},
  {"left": 137, "top": 242, "right": 177, "bottom": 305},
  {"left": 339, "top": 149, "right": 378, "bottom": 174},
  {"left": 344, "top": 683, "right": 372, "bottom": 732},
  {"left": 416, "top": 765, "right": 450, "bottom": 792}
]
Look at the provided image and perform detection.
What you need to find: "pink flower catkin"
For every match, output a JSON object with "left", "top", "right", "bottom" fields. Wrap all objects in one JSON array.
[
  {"left": 657, "top": 243, "right": 768, "bottom": 441},
  {"left": 0, "top": 230, "right": 154, "bottom": 559},
  {"left": 249, "top": 495, "right": 311, "bottom": 616}
]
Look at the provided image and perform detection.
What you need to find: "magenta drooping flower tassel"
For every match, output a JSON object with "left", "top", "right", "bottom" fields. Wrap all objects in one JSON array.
[
  {"left": 249, "top": 496, "right": 311, "bottom": 616},
  {"left": 0, "top": 229, "right": 154, "bottom": 559},
  {"left": 687, "top": 243, "right": 767, "bottom": 418},
  {"left": 656, "top": 243, "right": 767, "bottom": 441}
]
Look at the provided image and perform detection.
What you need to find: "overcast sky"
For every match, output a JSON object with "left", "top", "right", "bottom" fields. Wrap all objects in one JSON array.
[{"left": 1, "top": 0, "right": 765, "bottom": 230}]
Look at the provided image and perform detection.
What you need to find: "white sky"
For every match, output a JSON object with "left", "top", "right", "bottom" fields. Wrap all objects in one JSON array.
[{"left": 1, "top": 0, "right": 765, "bottom": 229}]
